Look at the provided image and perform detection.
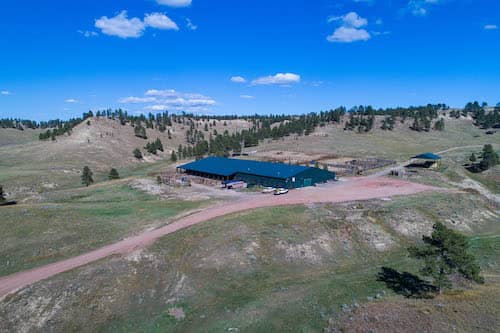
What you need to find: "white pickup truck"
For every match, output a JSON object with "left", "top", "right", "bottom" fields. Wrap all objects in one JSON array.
[{"left": 274, "top": 188, "right": 289, "bottom": 195}]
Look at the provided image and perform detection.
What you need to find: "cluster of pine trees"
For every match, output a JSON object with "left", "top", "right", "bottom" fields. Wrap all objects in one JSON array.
[
  {"left": 144, "top": 138, "right": 164, "bottom": 155},
  {"left": 134, "top": 124, "right": 148, "bottom": 139},
  {"left": 0, "top": 119, "right": 38, "bottom": 130},
  {"left": 468, "top": 144, "right": 499, "bottom": 173},
  {"left": 453, "top": 101, "right": 500, "bottom": 129}
]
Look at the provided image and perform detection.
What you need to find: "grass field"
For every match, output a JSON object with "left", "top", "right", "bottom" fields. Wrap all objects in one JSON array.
[
  {"left": 0, "top": 182, "right": 207, "bottom": 277},
  {"left": 1, "top": 191, "right": 497, "bottom": 332},
  {"left": 257, "top": 117, "right": 496, "bottom": 161}
]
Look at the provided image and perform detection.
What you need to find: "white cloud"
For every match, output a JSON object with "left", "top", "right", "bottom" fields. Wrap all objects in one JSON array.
[
  {"left": 1, "top": 90, "right": 12, "bottom": 95},
  {"left": 240, "top": 95, "right": 255, "bottom": 99},
  {"left": 328, "top": 12, "right": 367, "bottom": 28},
  {"left": 343, "top": 12, "right": 368, "bottom": 28},
  {"left": 144, "top": 13, "right": 179, "bottom": 30},
  {"left": 145, "top": 89, "right": 179, "bottom": 97},
  {"left": 65, "top": 98, "right": 78, "bottom": 103},
  {"left": 120, "top": 89, "right": 216, "bottom": 112},
  {"left": 327, "top": 26, "right": 371, "bottom": 43},
  {"left": 156, "top": 0, "right": 192, "bottom": 7},
  {"left": 327, "top": 12, "right": 371, "bottom": 43},
  {"left": 252, "top": 73, "right": 301, "bottom": 86},
  {"left": 186, "top": 18, "right": 198, "bottom": 30},
  {"left": 484, "top": 24, "right": 498, "bottom": 30},
  {"left": 230, "top": 76, "right": 247, "bottom": 83},
  {"left": 78, "top": 30, "right": 98, "bottom": 37},
  {"left": 95, "top": 11, "right": 145, "bottom": 38},
  {"left": 407, "top": 0, "right": 443, "bottom": 17},
  {"left": 119, "top": 96, "right": 156, "bottom": 103}
]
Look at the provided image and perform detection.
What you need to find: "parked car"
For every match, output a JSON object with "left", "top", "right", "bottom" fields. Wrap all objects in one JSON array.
[
  {"left": 262, "top": 187, "right": 276, "bottom": 193},
  {"left": 274, "top": 188, "right": 289, "bottom": 195}
]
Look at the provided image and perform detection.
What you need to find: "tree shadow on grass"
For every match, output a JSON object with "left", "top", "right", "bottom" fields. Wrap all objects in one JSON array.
[{"left": 377, "top": 267, "right": 438, "bottom": 299}]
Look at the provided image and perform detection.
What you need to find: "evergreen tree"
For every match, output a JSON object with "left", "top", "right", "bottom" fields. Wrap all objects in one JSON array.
[
  {"left": 155, "top": 138, "right": 164, "bottom": 152},
  {"left": 81, "top": 166, "right": 94, "bottom": 187},
  {"left": 133, "top": 148, "right": 143, "bottom": 159},
  {"left": 171, "top": 150, "right": 178, "bottom": 162},
  {"left": 0, "top": 185, "right": 5, "bottom": 203},
  {"left": 408, "top": 222, "right": 484, "bottom": 292},
  {"left": 434, "top": 118, "right": 445, "bottom": 131},
  {"left": 108, "top": 168, "right": 120, "bottom": 180},
  {"left": 479, "top": 144, "right": 499, "bottom": 171},
  {"left": 469, "top": 153, "right": 477, "bottom": 163},
  {"left": 134, "top": 124, "right": 147, "bottom": 139},
  {"left": 156, "top": 175, "right": 163, "bottom": 185}
]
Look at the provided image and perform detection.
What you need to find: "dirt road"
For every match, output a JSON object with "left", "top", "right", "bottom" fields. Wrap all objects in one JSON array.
[{"left": 0, "top": 177, "right": 438, "bottom": 299}]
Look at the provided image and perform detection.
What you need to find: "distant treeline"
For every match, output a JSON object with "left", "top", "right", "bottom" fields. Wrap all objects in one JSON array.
[{"left": 1, "top": 102, "right": 498, "bottom": 150}]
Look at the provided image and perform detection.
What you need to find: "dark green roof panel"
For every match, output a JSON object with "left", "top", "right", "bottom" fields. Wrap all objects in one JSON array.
[
  {"left": 179, "top": 157, "right": 313, "bottom": 179},
  {"left": 412, "top": 152, "right": 442, "bottom": 160}
]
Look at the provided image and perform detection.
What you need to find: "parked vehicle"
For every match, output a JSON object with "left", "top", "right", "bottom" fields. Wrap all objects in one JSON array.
[
  {"left": 262, "top": 187, "right": 276, "bottom": 193},
  {"left": 274, "top": 188, "right": 289, "bottom": 195},
  {"left": 223, "top": 180, "right": 247, "bottom": 189}
]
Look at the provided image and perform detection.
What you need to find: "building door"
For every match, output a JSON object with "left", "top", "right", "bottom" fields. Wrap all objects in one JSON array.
[{"left": 303, "top": 178, "right": 312, "bottom": 187}]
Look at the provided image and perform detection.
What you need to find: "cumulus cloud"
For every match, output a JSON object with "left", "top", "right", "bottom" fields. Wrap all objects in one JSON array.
[
  {"left": 120, "top": 89, "right": 216, "bottom": 112},
  {"left": 65, "top": 98, "right": 78, "bottom": 103},
  {"left": 156, "top": 0, "right": 192, "bottom": 7},
  {"left": 327, "top": 12, "right": 371, "bottom": 43},
  {"left": 329, "top": 12, "right": 368, "bottom": 28},
  {"left": 484, "top": 24, "right": 498, "bottom": 30},
  {"left": 1, "top": 90, "right": 12, "bottom": 95},
  {"left": 327, "top": 26, "right": 370, "bottom": 42},
  {"left": 95, "top": 11, "right": 145, "bottom": 38},
  {"left": 144, "top": 12, "right": 179, "bottom": 30},
  {"left": 251, "top": 73, "right": 301, "bottom": 86},
  {"left": 94, "top": 11, "right": 179, "bottom": 38},
  {"left": 230, "top": 76, "right": 247, "bottom": 83}
]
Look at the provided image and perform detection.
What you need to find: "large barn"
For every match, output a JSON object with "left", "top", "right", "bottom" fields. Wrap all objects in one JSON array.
[{"left": 177, "top": 157, "right": 336, "bottom": 189}]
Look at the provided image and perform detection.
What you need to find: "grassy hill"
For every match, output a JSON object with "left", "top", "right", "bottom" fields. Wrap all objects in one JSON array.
[
  {"left": 0, "top": 113, "right": 498, "bottom": 332},
  {"left": 0, "top": 191, "right": 498, "bottom": 332},
  {"left": 0, "top": 117, "right": 253, "bottom": 199}
]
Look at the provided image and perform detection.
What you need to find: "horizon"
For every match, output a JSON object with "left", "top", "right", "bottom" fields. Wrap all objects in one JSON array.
[{"left": 1, "top": 0, "right": 499, "bottom": 120}]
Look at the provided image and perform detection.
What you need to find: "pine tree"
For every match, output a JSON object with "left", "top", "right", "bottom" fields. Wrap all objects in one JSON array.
[
  {"left": 133, "top": 148, "right": 143, "bottom": 159},
  {"left": 81, "top": 166, "right": 94, "bottom": 187},
  {"left": 108, "top": 168, "right": 120, "bottom": 180},
  {"left": 155, "top": 138, "right": 164, "bottom": 152},
  {"left": 171, "top": 150, "right": 178, "bottom": 162},
  {"left": 156, "top": 175, "right": 163, "bottom": 185},
  {"left": 469, "top": 153, "right": 477, "bottom": 163},
  {"left": 408, "top": 222, "right": 484, "bottom": 292},
  {"left": 134, "top": 124, "right": 147, "bottom": 139},
  {"left": 0, "top": 185, "right": 6, "bottom": 203},
  {"left": 479, "top": 144, "right": 499, "bottom": 171}
]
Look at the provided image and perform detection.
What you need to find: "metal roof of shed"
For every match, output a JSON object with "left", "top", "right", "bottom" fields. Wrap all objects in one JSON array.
[
  {"left": 178, "top": 157, "right": 311, "bottom": 179},
  {"left": 411, "top": 152, "right": 442, "bottom": 160}
]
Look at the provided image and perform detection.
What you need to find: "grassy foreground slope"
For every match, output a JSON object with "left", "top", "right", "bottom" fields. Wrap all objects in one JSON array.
[
  {"left": 0, "top": 182, "right": 207, "bottom": 276},
  {"left": 1, "top": 191, "right": 497, "bottom": 332}
]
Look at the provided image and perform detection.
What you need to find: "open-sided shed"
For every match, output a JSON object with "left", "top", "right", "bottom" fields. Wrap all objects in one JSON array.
[{"left": 178, "top": 157, "right": 336, "bottom": 189}]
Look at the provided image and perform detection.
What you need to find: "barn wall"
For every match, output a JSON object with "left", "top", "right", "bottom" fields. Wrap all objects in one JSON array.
[
  {"left": 233, "top": 173, "right": 287, "bottom": 188},
  {"left": 290, "top": 168, "right": 336, "bottom": 188}
]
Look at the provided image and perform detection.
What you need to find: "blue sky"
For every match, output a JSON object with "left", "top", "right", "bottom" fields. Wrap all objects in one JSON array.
[{"left": 0, "top": 0, "right": 499, "bottom": 120}]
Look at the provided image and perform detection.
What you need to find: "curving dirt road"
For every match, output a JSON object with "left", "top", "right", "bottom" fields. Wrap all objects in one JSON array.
[{"left": 0, "top": 177, "right": 438, "bottom": 299}]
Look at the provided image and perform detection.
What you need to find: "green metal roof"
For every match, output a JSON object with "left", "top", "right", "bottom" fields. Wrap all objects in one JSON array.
[
  {"left": 412, "top": 152, "right": 442, "bottom": 160},
  {"left": 178, "top": 157, "right": 315, "bottom": 179}
]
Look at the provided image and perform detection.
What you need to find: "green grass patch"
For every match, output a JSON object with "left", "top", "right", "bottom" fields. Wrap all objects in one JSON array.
[{"left": 0, "top": 183, "right": 206, "bottom": 276}]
